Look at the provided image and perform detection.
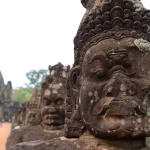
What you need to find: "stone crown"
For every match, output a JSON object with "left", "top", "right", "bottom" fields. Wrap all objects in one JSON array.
[
  {"left": 48, "top": 62, "right": 70, "bottom": 78},
  {"left": 74, "top": 0, "right": 150, "bottom": 65}
]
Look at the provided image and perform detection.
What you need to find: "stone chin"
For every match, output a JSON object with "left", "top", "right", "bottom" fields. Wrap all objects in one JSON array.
[
  {"left": 83, "top": 111, "right": 149, "bottom": 139},
  {"left": 41, "top": 113, "right": 65, "bottom": 130},
  {"left": 41, "top": 108, "right": 65, "bottom": 127},
  {"left": 85, "top": 123, "right": 147, "bottom": 139},
  {"left": 80, "top": 95, "right": 150, "bottom": 138}
]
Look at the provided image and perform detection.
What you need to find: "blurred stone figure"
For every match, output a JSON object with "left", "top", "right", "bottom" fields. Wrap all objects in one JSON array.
[
  {"left": 24, "top": 88, "right": 41, "bottom": 125},
  {"left": 11, "top": 103, "right": 26, "bottom": 129},
  {"left": 11, "top": 89, "right": 41, "bottom": 129},
  {"left": 11, "top": 0, "right": 150, "bottom": 150},
  {"left": 6, "top": 88, "right": 41, "bottom": 149},
  {"left": 7, "top": 63, "right": 69, "bottom": 150},
  {"left": 40, "top": 63, "right": 69, "bottom": 131},
  {"left": 0, "top": 72, "right": 22, "bottom": 122},
  {"left": 0, "top": 79, "right": 13, "bottom": 122}
]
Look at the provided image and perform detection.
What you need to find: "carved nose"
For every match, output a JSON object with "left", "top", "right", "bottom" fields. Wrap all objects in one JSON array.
[
  {"left": 106, "top": 86, "right": 117, "bottom": 97},
  {"left": 120, "top": 83, "right": 127, "bottom": 92},
  {"left": 48, "top": 107, "right": 57, "bottom": 114}
]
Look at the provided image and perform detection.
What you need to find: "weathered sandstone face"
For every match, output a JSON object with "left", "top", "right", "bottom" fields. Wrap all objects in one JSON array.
[
  {"left": 40, "top": 63, "right": 70, "bottom": 130},
  {"left": 79, "top": 37, "right": 150, "bottom": 138},
  {"left": 65, "top": 0, "right": 150, "bottom": 139}
]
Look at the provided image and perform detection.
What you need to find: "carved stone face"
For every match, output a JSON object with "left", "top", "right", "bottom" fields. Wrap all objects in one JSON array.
[
  {"left": 25, "top": 108, "right": 41, "bottom": 125},
  {"left": 79, "top": 37, "right": 150, "bottom": 138},
  {"left": 41, "top": 90, "right": 65, "bottom": 130}
]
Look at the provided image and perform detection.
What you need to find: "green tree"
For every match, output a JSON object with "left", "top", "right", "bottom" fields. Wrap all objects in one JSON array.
[
  {"left": 12, "top": 87, "right": 33, "bottom": 102},
  {"left": 25, "top": 69, "right": 48, "bottom": 88}
]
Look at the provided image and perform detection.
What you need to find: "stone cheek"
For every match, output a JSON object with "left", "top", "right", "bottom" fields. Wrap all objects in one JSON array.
[
  {"left": 44, "top": 89, "right": 51, "bottom": 96},
  {"left": 139, "top": 90, "right": 150, "bottom": 134}
]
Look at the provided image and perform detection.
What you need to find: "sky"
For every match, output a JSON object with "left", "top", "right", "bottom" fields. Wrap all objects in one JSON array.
[{"left": 0, "top": 0, "right": 149, "bottom": 88}]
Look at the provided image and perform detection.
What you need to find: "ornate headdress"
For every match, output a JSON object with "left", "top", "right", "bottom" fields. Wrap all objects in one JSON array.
[
  {"left": 65, "top": 0, "right": 150, "bottom": 138},
  {"left": 74, "top": 0, "right": 150, "bottom": 66}
]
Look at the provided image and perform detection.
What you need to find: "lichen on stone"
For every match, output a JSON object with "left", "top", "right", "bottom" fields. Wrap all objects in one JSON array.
[
  {"left": 131, "top": 0, "right": 144, "bottom": 11},
  {"left": 134, "top": 38, "right": 150, "bottom": 51}
]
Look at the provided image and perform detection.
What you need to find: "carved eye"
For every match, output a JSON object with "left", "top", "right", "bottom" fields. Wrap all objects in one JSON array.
[
  {"left": 95, "top": 70, "right": 105, "bottom": 78},
  {"left": 43, "top": 98, "right": 49, "bottom": 106},
  {"left": 91, "top": 69, "right": 105, "bottom": 79},
  {"left": 55, "top": 98, "right": 64, "bottom": 106}
]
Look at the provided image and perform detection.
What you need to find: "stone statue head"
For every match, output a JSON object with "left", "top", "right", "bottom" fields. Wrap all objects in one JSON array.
[
  {"left": 24, "top": 88, "right": 41, "bottom": 125},
  {"left": 65, "top": 0, "right": 150, "bottom": 139},
  {"left": 40, "top": 63, "right": 70, "bottom": 130},
  {"left": 12, "top": 104, "right": 26, "bottom": 128},
  {"left": 24, "top": 108, "right": 41, "bottom": 125}
]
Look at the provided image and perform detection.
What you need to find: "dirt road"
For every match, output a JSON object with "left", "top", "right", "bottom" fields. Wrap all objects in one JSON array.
[{"left": 0, "top": 123, "right": 11, "bottom": 150}]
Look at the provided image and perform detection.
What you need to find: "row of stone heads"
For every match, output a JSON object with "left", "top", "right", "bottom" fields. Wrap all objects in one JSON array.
[
  {"left": 12, "top": 62, "right": 70, "bottom": 130},
  {"left": 7, "top": 0, "right": 150, "bottom": 149}
]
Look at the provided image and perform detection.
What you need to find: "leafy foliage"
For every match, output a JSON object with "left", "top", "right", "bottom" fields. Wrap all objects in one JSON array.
[
  {"left": 12, "top": 87, "right": 33, "bottom": 102},
  {"left": 25, "top": 69, "right": 48, "bottom": 88},
  {"left": 12, "top": 69, "right": 48, "bottom": 102}
]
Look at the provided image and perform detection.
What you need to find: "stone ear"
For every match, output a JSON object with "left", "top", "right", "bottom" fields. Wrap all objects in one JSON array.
[
  {"left": 70, "top": 67, "right": 79, "bottom": 90},
  {"left": 64, "top": 67, "right": 84, "bottom": 138},
  {"left": 81, "top": 0, "right": 88, "bottom": 8}
]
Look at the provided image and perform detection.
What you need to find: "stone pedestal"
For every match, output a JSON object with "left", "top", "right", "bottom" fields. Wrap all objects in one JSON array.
[
  {"left": 7, "top": 124, "right": 64, "bottom": 150},
  {"left": 10, "top": 134, "right": 150, "bottom": 150}
]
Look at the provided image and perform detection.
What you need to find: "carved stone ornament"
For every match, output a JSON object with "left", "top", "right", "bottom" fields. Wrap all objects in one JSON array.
[
  {"left": 11, "top": 103, "right": 26, "bottom": 129},
  {"left": 24, "top": 88, "right": 41, "bottom": 125},
  {"left": 10, "top": 0, "right": 150, "bottom": 150},
  {"left": 11, "top": 88, "right": 41, "bottom": 129},
  {"left": 40, "top": 62, "right": 70, "bottom": 130}
]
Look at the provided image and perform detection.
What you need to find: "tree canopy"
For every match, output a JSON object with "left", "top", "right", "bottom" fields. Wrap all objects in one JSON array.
[
  {"left": 25, "top": 69, "right": 48, "bottom": 88},
  {"left": 12, "top": 87, "right": 32, "bottom": 102},
  {"left": 12, "top": 69, "right": 48, "bottom": 102}
]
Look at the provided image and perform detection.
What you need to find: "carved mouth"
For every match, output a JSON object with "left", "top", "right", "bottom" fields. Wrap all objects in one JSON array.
[
  {"left": 43, "top": 114, "right": 60, "bottom": 125},
  {"left": 93, "top": 98, "right": 145, "bottom": 117},
  {"left": 44, "top": 114, "right": 59, "bottom": 120}
]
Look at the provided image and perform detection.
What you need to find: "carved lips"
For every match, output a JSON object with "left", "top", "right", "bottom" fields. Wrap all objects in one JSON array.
[
  {"left": 92, "top": 97, "right": 145, "bottom": 117},
  {"left": 42, "top": 106, "right": 65, "bottom": 126},
  {"left": 43, "top": 113, "right": 60, "bottom": 125}
]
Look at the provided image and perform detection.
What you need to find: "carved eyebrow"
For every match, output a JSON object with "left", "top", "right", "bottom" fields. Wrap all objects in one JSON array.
[
  {"left": 88, "top": 52, "right": 105, "bottom": 64},
  {"left": 107, "top": 50, "right": 128, "bottom": 56}
]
